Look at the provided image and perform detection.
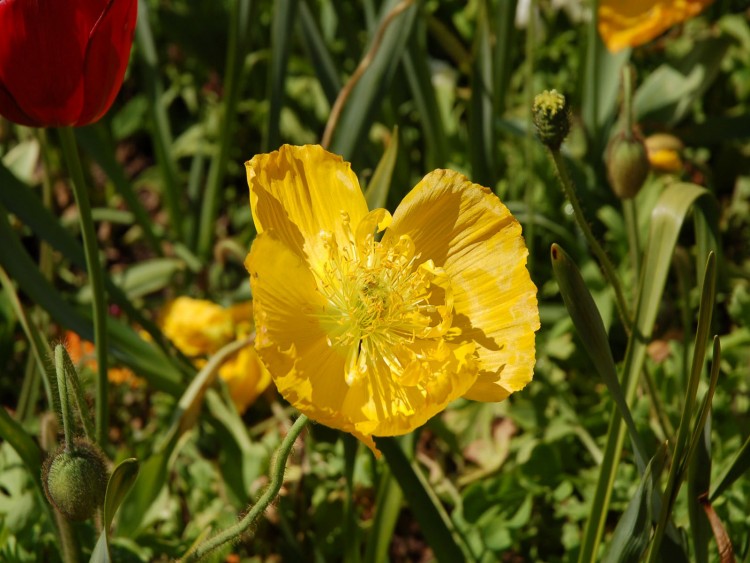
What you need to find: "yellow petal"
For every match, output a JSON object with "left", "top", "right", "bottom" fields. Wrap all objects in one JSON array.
[
  {"left": 159, "top": 297, "right": 235, "bottom": 357},
  {"left": 390, "top": 169, "right": 540, "bottom": 402},
  {"left": 246, "top": 225, "right": 479, "bottom": 449},
  {"left": 219, "top": 344, "right": 272, "bottom": 414},
  {"left": 598, "top": 0, "right": 714, "bottom": 52},
  {"left": 246, "top": 145, "right": 369, "bottom": 267}
]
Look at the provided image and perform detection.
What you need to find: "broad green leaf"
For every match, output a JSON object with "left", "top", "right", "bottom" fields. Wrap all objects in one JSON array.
[
  {"left": 492, "top": 0, "right": 517, "bottom": 117},
  {"left": 634, "top": 37, "right": 731, "bottom": 126},
  {"left": 77, "top": 258, "right": 184, "bottom": 304},
  {"left": 364, "top": 127, "right": 398, "bottom": 210},
  {"left": 90, "top": 458, "right": 140, "bottom": 563},
  {"left": 0, "top": 407, "right": 42, "bottom": 494}
]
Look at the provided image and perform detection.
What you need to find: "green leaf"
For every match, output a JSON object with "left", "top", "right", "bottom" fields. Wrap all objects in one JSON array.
[
  {"left": 578, "top": 183, "right": 719, "bottom": 563},
  {"left": 468, "top": 0, "right": 494, "bottom": 186},
  {"left": 375, "top": 436, "right": 474, "bottom": 562},
  {"left": 266, "top": 0, "right": 300, "bottom": 150},
  {"left": 603, "top": 448, "right": 666, "bottom": 563},
  {"left": 634, "top": 37, "right": 732, "bottom": 126},
  {"left": 298, "top": 1, "right": 341, "bottom": 105},
  {"left": 551, "top": 243, "right": 648, "bottom": 474},
  {"left": 329, "top": 0, "right": 418, "bottom": 159},
  {"left": 0, "top": 408, "right": 42, "bottom": 494},
  {"left": 710, "top": 432, "right": 750, "bottom": 502},
  {"left": 364, "top": 127, "right": 399, "bottom": 210},
  {"left": 77, "top": 258, "right": 185, "bottom": 304},
  {"left": 90, "top": 458, "right": 140, "bottom": 563}
]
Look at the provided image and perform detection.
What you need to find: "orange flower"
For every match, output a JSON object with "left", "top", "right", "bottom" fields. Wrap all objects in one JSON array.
[
  {"left": 63, "top": 331, "right": 142, "bottom": 388},
  {"left": 598, "top": 0, "right": 714, "bottom": 52}
]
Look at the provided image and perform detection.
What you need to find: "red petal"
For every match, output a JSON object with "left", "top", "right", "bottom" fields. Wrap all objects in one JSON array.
[
  {"left": 76, "top": 0, "right": 137, "bottom": 125},
  {"left": 0, "top": 1, "right": 109, "bottom": 126}
]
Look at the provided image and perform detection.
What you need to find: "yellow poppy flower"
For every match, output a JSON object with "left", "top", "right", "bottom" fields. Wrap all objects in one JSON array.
[
  {"left": 645, "top": 133, "right": 684, "bottom": 173},
  {"left": 598, "top": 0, "right": 715, "bottom": 52},
  {"left": 159, "top": 296, "right": 272, "bottom": 413},
  {"left": 159, "top": 296, "right": 235, "bottom": 357},
  {"left": 244, "top": 145, "right": 539, "bottom": 451}
]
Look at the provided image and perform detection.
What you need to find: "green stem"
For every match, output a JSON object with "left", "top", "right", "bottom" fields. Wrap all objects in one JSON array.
[
  {"left": 196, "top": 0, "right": 251, "bottom": 259},
  {"left": 547, "top": 148, "right": 631, "bottom": 332},
  {"left": 524, "top": 0, "right": 536, "bottom": 271},
  {"left": 54, "top": 507, "right": 81, "bottom": 563},
  {"left": 180, "top": 415, "right": 309, "bottom": 562},
  {"left": 623, "top": 197, "right": 640, "bottom": 294},
  {"left": 135, "top": 0, "right": 183, "bottom": 240},
  {"left": 55, "top": 345, "right": 74, "bottom": 452},
  {"left": 58, "top": 126, "right": 108, "bottom": 447}
]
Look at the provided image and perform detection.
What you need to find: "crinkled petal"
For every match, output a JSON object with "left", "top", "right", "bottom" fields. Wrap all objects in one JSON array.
[
  {"left": 246, "top": 145, "right": 369, "bottom": 268},
  {"left": 246, "top": 230, "right": 479, "bottom": 452},
  {"left": 598, "top": 0, "right": 714, "bottom": 53},
  {"left": 390, "top": 169, "right": 540, "bottom": 402}
]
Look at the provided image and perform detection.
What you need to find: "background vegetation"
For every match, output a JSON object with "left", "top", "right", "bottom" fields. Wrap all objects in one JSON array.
[{"left": 1, "top": 0, "right": 749, "bottom": 561}]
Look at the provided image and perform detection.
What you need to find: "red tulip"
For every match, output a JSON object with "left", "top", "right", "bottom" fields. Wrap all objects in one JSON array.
[{"left": 0, "top": 0, "right": 138, "bottom": 127}]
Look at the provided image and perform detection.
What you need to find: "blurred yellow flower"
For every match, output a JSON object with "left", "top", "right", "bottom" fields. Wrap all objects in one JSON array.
[
  {"left": 245, "top": 145, "right": 539, "bottom": 451},
  {"left": 598, "top": 0, "right": 715, "bottom": 52},
  {"left": 645, "top": 133, "right": 684, "bottom": 173},
  {"left": 159, "top": 296, "right": 271, "bottom": 413}
]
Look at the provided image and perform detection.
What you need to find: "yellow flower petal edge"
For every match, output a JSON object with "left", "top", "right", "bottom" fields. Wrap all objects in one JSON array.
[
  {"left": 389, "top": 169, "right": 540, "bottom": 401},
  {"left": 159, "top": 297, "right": 235, "bottom": 357},
  {"left": 598, "top": 0, "right": 715, "bottom": 52},
  {"left": 245, "top": 145, "right": 539, "bottom": 451}
]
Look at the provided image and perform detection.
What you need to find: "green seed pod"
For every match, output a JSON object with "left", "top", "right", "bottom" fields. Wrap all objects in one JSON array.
[
  {"left": 42, "top": 440, "right": 109, "bottom": 521},
  {"left": 606, "top": 130, "right": 649, "bottom": 199},
  {"left": 532, "top": 89, "right": 571, "bottom": 150}
]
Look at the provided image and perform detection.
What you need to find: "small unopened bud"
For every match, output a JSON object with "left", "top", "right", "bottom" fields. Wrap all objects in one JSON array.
[
  {"left": 43, "top": 439, "right": 109, "bottom": 521},
  {"left": 533, "top": 90, "right": 571, "bottom": 150},
  {"left": 606, "top": 130, "right": 649, "bottom": 199}
]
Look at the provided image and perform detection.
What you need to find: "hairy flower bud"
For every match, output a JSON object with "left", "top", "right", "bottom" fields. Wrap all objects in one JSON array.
[
  {"left": 532, "top": 90, "right": 571, "bottom": 150},
  {"left": 42, "top": 440, "right": 109, "bottom": 521},
  {"left": 606, "top": 130, "right": 649, "bottom": 199}
]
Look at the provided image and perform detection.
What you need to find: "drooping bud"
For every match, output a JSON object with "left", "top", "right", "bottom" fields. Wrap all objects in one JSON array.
[
  {"left": 42, "top": 439, "right": 109, "bottom": 521},
  {"left": 532, "top": 89, "right": 571, "bottom": 150},
  {"left": 606, "top": 129, "right": 650, "bottom": 199}
]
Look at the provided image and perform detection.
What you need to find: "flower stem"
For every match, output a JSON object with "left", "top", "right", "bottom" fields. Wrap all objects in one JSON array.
[
  {"left": 54, "top": 345, "right": 75, "bottom": 452},
  {"left": 547, "top": 148, "right": 632, "bottom": 332},
  {"left": 179, "top": 414, "right": 309, "bottom": 562},
  {"left": 58, "top": 126, "right": 109, "bottom": 447},
  {"left": 623, "top": 197, "right": 640, "bottom": 293}
]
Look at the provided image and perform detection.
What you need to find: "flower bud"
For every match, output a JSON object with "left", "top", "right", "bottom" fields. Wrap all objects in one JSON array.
[
  {"left": 606, "top": 130, "right": 649, "bottom": 199},
  {"left": 532, "top": 89, "right": 571, "bottom": 150},
  {"left": 43, "top": 440, "right": 109, "bottom": 521}
]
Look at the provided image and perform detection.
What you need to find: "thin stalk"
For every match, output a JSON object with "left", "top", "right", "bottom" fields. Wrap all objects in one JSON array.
[
  {"left": 54, "top": 508, "right": 81, "bottom": 563},
  {"left": 135, "top": 0, "right": 183, "bottom": 240},
  {"left": 58, "top": 127, "right": 108, "bottom": 447},
  {"left": 547, "top": 148, "right": 631, "bottom": 332},
  {"left": 196, "top": 0, "right": 252, "bottom": 259},
  {"left": 623, "top": 198, "right": 640, "bottom": 293},
  {"left": 524, "top": 0, "right": 537, "bottom": 270},
  {"left": 180, "top": 415, "right": 309, "bottom": 562}
]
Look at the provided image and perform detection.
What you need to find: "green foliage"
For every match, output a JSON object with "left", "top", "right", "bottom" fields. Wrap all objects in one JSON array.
[{"left": 1, "top": 1, "right": 750, "bottom": 561}]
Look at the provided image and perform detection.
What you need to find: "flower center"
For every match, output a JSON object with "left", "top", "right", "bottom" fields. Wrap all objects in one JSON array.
[{"left": 313, "top": 210, "right": 453, "bottom": 386}]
